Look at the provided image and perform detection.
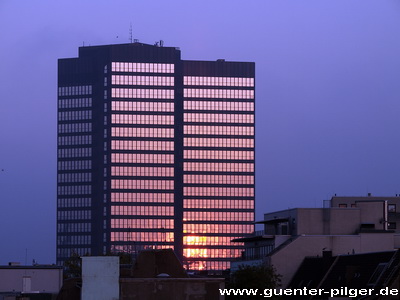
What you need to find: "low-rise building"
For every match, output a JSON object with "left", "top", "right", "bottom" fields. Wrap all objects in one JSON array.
[
  {"left": 0, "top": 263, "right": 63, "bottom": 299},
  {"left": 57, "top": 250, "right": 224, "bottom": 300},
  {"left": 233, "top": 195, "right": 400, "bottom": 287},
  {"left": 330, "top": 194, "right": 400, "bottom": 231}
]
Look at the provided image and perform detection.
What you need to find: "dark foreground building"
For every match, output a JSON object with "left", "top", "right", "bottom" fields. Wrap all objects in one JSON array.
[{"left": 57, "top": 42, "right": 255, "bottom": 270}]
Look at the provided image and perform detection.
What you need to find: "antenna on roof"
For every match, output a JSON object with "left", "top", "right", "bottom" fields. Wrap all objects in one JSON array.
[
  {"left": 129, "top": 23, "right": 133, "bottom": 43},
  {"left": 154, "top": 40, "right": 164, "bottom": 47}
]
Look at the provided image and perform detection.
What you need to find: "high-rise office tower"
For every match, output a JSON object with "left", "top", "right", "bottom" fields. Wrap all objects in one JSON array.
[{"left": 57, "top": 43, "right": 255, "bottom": 271}]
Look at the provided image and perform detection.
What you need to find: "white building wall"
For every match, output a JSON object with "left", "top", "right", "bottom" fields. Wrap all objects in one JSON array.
[{"left": 82, "top": 256, "right": 119, "bottom": 300}]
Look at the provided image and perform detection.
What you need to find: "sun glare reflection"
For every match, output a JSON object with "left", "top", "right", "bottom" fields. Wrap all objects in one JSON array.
[{"left": 184, "top": 235, "right": 208, "bottom": 270}]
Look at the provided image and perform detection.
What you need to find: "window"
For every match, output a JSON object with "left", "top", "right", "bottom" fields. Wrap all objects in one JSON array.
[
  {"left": 388, "top": 222, "right": 397, "bottom": 230},
  {"left": 338, "top": 204, "right": 347, "bottom": 208},
  {"left": 368, "top": 263, "right": 387, "bottom": 286},
  {"left": 388, "top": 204, "right": 396, "bottom": 212}
]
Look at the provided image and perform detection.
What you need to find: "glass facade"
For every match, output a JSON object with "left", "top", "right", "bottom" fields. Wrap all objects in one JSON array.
[
  {"left": 57, "top": 43, "right": 255, "bottom": 271},
  {"left": 109, "top": 61, "right": 175, "bottom": 254},
  {"left": 57, "top": 84, "right": 93, "bottom": 260},
  {"left": 182, "top": 69, "right": 255, "bottom": 271}
]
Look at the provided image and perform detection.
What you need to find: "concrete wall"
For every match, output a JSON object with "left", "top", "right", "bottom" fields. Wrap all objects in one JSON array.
[
  {"left": 296, "top": 209, "right": 324, "bottom": 235},
  {"left": 328, "top": 209, "right": 360, "bottom": 235},
  {"left": 82, "top": 257, "right": 119, "bottom": 300},
  {"left": 359, "top": 233, "right": 394, "bottom": 252},
  {"left": 0, "top": 268, "right": 63, "bottom": 293},
  {"left": 394, "top": 234, "right": 400, "bottom": 248},
  {"left": 331, "top": 198, "right": 392, "bottom": 231},
  {"left": 289, "top": 208, "right": 361, "bottom": 235},
  {"left": 358, "top": 201, "right": 386, "bottom": 230},
  {"left": 264, "top": 208, "right": 362, "bottom": 236},
  {"left": 269, "top": 233, "right": 395, "bottom": 288},
  {"left": 274, "top": 235, "right": 291, "bottom": 248}
]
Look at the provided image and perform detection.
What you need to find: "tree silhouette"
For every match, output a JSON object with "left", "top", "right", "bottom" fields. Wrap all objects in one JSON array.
[{"left": 228, "top": 264, "right": 281, "bottom": 299}]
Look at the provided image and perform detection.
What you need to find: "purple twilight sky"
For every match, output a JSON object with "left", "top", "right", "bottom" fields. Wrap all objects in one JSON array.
[{"left": 1, "top": 0, "right": 400, "bottom": 264}]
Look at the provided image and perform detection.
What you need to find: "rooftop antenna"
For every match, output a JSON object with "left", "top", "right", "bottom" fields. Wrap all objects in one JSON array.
[
  {"left": 154, "top": 40, "right": 164, "bottom": 47},
  {"left": 129, "top": 23, "right": 133, "bottom": 43}
]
